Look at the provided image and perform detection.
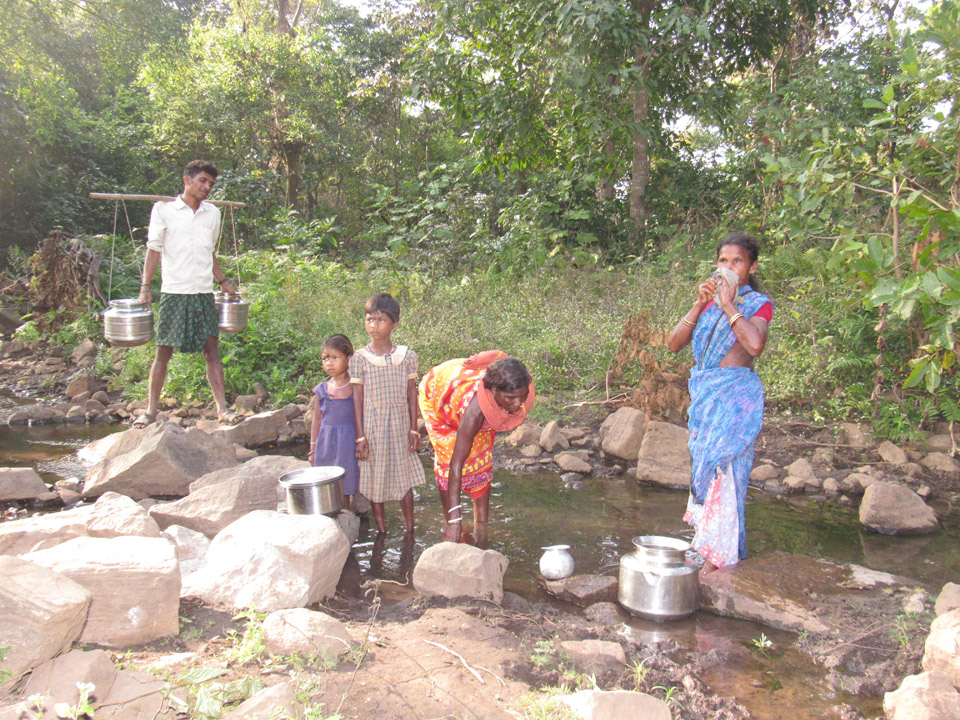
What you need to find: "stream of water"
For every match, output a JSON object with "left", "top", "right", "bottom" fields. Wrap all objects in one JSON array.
[{"left": 2, "top": 410, "right": 958, "bottom": 719}]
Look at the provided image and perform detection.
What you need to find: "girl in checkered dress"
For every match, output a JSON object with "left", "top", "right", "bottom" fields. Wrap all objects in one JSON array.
[{"left": 350, "top": 293, "right": 427, "bottom": 534}]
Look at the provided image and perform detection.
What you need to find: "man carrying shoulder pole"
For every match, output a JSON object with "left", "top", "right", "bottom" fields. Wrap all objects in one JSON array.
[{"left": 135, "top": 160, "right": 237, "bottom": 426}]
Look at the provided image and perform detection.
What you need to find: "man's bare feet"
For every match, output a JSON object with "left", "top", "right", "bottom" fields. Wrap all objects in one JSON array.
[{"left": 699, "top": 560, "right": 718, "bottom": 579}]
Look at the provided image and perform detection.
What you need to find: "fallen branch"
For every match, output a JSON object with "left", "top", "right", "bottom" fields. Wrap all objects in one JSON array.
[{"left": 423, "top": 640, "right": 485, "bottom": 684}]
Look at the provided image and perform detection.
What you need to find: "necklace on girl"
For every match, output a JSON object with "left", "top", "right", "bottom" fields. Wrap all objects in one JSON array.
[{"left": 327, "top": 378, "right": 350, "bottom": 390}]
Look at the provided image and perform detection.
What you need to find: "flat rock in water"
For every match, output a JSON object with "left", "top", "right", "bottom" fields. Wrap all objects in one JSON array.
[
  {"left": 0, "top": 467, "right": 49, "bottom": 501},
  {"left": 634, "top": 421, "right": 691, "bottom": 489},
  {"left": 860, "top": 481, "right": 939, "bottom": 535},
  {"left": 584, "top": 602, "right": 623, "bottom": 625},
  {"left": 413, "top": 542, "right": 508, "bottom": 603},
  {"left": 541, "top": 574, "right": 618, "bottom": 607},
  {"left": 555, "top": 452, "right": 593, "bottom": 474},
  {"left": 699, "top": 552, "right": 920, "bottom": 635}
]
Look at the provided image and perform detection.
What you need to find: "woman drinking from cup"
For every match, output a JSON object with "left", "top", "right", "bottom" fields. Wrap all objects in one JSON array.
[{"left": 667, "top": 232, "right": 773, "bottom": 576}]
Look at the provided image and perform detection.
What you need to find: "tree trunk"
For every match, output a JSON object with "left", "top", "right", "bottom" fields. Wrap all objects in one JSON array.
[
  {"left": 630, "top": 0, "right": 654, "bottom": 223},
  {"left": 630, "top": 44, "right": 649, "bottom": 222},
  {"left": 282, "top": 146, "right": 301, "bottom": 209}
]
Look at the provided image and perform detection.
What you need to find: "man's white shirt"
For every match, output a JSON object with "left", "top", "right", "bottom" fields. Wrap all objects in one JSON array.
[{"left": 146, "top": 196, "right": 221, "bottom": 294}]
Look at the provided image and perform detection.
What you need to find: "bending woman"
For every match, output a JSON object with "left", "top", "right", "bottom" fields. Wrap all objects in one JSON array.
[
  {"left": 419, "top": 351, "right": 534, "bottom": 544},
  {"left": 666, "top": 233, "right": 773, "bottom": 576}
]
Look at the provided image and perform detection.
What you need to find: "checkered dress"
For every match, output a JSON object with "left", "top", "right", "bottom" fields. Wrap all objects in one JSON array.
[{"left": 349, "top": 345, "right": 427, "bottom": 502}]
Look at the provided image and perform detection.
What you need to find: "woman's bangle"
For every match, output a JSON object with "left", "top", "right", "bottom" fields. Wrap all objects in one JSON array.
[
  {"left": 729, "top": 312, "right": 745, "bottom": 327},
  {"left": 447, "top": 517, "right": 461, "bottom": 524},
  {"left": 140, "top": 283, "right": 150, "bottom": 287},
  {"left": 447, "top": 506, "right": 461, "bottom": 515},
  {"left": 681, "top": 317, "right": 696, "bottom": 329},
  {"left": 410, "top": 429, "right": 419, "bottom": 435},
  {"left": 355, "top": 436, "right": 366, "bottom": 443}
]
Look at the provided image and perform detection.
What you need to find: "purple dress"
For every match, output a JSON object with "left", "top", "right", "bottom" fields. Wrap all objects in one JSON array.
[{"left": 312, "top": 381, "right": 360, "bottom": 496}]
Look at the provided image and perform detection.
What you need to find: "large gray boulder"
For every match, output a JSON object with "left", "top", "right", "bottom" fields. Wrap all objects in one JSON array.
[
  {"left": 634, "top": 421, "right": 691, "bottom": 488},
  {"left": 413, "top": 542, "right": 508, "bottom": 603},
  {"left": 86, "top": 491, "right": 161, "bottom": 538},
  {"left": 598, "top": 407, "right": 645, "bottom": 461},
  {"left": 505, "top": 422, "right": 543, "bottom": 446},
  {"left": 0, "top": 556, "right": 92, "bottom": 690},
  {"left": 209, "top": 409, "right": 289, "bottom": 448},
  {"left": 884, "top": 671, "right": 960, "bottom": 720},
  {"left": 923, "top": 609, "right": 960, "bottom": 688},
  {"left": 24, "top": 536, "right": 180, "bottom": 647},
  {"left": 0, "top": 467, "right": 49, "bottom": 501},
  {"left": 186, "top": 510, "right": 350, "bottom": 612},
  {"left": 860, "top": 481, "right": 939, "bottom": 535},
  {"left": 555, "top": 690, "right": 671, "bottom": 720},
  {"left": 878, "top": 441, "right": 908, "bottom": 465},
  {"left": 262, "top": 608, "right": 353, "bottom": 661},
  {"left": 83, "top": 423, "right": 237, "bottom": 499},
  {"left": 150, "top": 456, "right": 309, "bottom": 537}
]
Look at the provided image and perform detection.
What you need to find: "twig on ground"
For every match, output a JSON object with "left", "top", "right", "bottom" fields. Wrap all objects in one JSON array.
[
  {"left": 563, "top": 393, "right": 629, "bottom": 409},
  {"left": 424, "top": 640, "right": 485, "bottom": 684},
  {"left": 476, "top": 665, "right": 506, "bottom": 686},
  {"left": 335, "top": 581, "right": 383, "bottom": 715}
]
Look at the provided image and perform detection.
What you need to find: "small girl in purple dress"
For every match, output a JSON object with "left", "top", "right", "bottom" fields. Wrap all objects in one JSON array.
[{"left": 307, "top": 334, "right": 360, "bottom": 508}]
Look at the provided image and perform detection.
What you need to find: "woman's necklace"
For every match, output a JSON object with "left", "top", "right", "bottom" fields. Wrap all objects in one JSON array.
[{"left": 327, "top": 378, "right": 350, "bottom": 390}]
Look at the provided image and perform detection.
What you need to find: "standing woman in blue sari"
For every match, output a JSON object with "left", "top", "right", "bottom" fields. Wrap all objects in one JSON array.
[{"left": 667, "top": 233, "right": 774, "bottom": 577}]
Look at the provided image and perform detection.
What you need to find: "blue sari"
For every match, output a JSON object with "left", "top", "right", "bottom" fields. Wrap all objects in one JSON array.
[{"left": 684, "top": 286, "right": 772, "bottom": 566}]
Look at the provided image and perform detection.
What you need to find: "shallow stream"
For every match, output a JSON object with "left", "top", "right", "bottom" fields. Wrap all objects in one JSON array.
[{"left": 2, "top": 408, "right": 958, "bottom": 719}]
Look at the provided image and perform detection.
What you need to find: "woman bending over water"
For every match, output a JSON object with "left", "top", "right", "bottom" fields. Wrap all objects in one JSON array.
[{"left": 667, "top": 232, "right": 773, "bottom": 576}]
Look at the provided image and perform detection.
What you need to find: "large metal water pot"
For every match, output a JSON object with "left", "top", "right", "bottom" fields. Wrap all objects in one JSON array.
[
  {"left": 279, "top": 466, "right": 344, "bottom": 516},
  {"left": 618, "top": 535, "right": 699, "bottom": 621},
  {"left": 215, "top": 291, "right": 250, "bottom": 333},
  {"left": 103, "top": 298, "right": 154, "bottom": 347}
]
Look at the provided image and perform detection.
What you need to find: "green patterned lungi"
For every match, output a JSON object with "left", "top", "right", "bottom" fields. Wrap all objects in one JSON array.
[{"left": 156, "top": 293, "right": 219, "bottom": 352}]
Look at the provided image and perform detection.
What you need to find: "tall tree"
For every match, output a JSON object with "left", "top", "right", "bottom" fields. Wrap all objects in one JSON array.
[{"left": 411, "top": 0, "right": 846, "bottom": 226}]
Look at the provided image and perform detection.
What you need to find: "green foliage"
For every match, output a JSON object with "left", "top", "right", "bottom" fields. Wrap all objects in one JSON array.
[
  {"left": 223, "top": 607, "right": 268, "bottom": 667},
  {"left": 176, "top": 667, "right": 262, "bottom": 720}
]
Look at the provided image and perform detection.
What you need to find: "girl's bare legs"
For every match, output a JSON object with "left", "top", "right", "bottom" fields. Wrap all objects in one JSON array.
[
  {"left": 400, "top": 489, "right": 415, "bottom": 534},
  {"left": 344, "top": 495, "right": 352, "bottom": 511},
  {"left": 700, "top": 561, "right": 718, "bottom": 578},
  {"left": 371, "top": 501, "right": 387, "bottom": 533}
]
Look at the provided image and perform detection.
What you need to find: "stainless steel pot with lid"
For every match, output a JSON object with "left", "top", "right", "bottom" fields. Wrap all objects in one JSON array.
[
  {"left": 618, "top": 535, "right": 699, "bottom": 621},
  {"left": 103, "top": 298, "right": 154, "bottom": 347},
  {"left": 279, "top": 466, "right": 344, "bottom": 516},
  {"left": 215, "top": 291, "right": 250, "bottom": 333}
]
